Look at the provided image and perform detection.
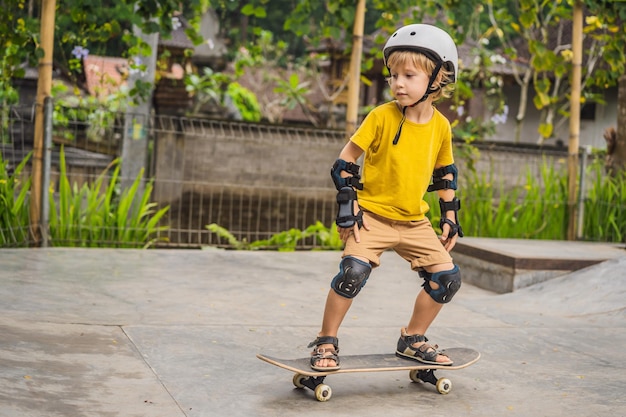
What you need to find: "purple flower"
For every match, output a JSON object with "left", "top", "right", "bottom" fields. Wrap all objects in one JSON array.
[
  {"left": 491, "top": 105, "right": 509, "bottom": 125},
  {"left": 129, "top": 57, "right": 145, "bottom": 76},
  {"left": 71, "top": 46, "right": 89, "bottom": 59}
]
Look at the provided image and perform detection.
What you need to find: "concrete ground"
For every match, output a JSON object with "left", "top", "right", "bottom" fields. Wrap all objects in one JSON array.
[{"left": 0, "top": 244, "right": 625, "bottom": 417}]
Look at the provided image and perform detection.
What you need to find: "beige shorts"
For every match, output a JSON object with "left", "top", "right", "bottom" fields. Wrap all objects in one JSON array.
[{"left": 343, "top": 210, "right": 453, "bottom": 270}]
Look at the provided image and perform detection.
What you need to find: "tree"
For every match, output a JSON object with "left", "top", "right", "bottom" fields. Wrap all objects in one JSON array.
[
  {"left": 18, "top": 0, "right": 209, "bottom": 245},
  {"left": 484, "top": 0, "right": 625, "bottom": 144},
  {"left": 606, "top": 75, "right": 626, "bottom": 175},
  {"left": 0, "top": 0, "right": 39, "bottom": 108},
  {"left": 1, "top": 1, "right": 209, "bottom": 98},
  {"left": 8, "top": 0, "right": 622, "bottom": 150}
]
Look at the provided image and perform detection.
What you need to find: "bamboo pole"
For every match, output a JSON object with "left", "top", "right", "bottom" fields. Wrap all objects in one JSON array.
[
  {"left": 29, "top": 0, "right": 56, "bottom": 246},
  {"left": 344, "top": 0, "right": 366, "bottom": 139},
  {"left": 566, "top": 2, "right": 583, "bottom": 240},
  {"left": 614, "top": 74, "right": 626, "bottom": 173}
]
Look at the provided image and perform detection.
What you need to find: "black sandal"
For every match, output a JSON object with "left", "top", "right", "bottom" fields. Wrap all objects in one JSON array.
[
  {"left": 308, "top": 336, "right": 341, "bottom": 371},
  {"left": 396, "top": 328, "right": 453, "bottom": 365}
]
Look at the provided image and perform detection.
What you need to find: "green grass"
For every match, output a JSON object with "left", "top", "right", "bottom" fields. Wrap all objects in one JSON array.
[
  {"left": 206, "top": 220, "right": 343, "bottom": 251},
  {"left": 434, "top": 160, "right": 569, "bottom": 240},
  {"left": 582, "top": 162, "right": 626, "bottom": 242},
  {"left": 48, "top": 147, "right": 170, "bottom": 247},
  {"left": 1, "top": 147, "right": 169, "bottom": 248},
  {"left": 207, "top": 158, "right": 626, "bottom": 250},
  {"left": 4, "top": 151, "right": 626, "bottom": 249},
  {"left": 0, "top": 152, "right": 31, "bottom": 247}
]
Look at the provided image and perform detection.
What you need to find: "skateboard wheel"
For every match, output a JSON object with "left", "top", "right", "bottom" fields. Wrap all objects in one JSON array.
[
  {"left": 436, "top": 378, "right": 452, "bottom": 394},
  {"left": 314, "top": 384, "right": 332, "bottom": 402},
  {"left": 292, "top": 374, "right": 308, "bottom": 389},
  {"left": 409, "top": 370, "right": 422, "bottom": 383}
]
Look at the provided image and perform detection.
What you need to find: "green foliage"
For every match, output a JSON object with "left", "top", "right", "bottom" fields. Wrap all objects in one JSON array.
[
  {"left": 480, "top": 0, "right": 625, "bottom": 141},
  {"left": 0, "top": 1, "right": 39, "bottom": 107},
  {"left": 208, "top": 157, "right": 626, "bottom": 250},
  {"left": 230, "top": 30, "right": 316, "bottom": 124},
  {"left": 184, "top": 67, "right": 261, "bottom": 121},
  {"left": 447, "top": 160, "right": 569, "bottom": 240},
  {"left": 52, "top": 81, "right": 128, "bottom": 141},
  {"left": 48, "top": 148, "right": 169, "bottom": 248},
  {"left": 227, "top": 82, "right": 262, "bottom": 122},
  {"left": 306, "top": 221, "right": 344, "bottom": 250},
  {"left": 251, "top": 228, "right": 308, "bottom": 252},
  {"left": 206, "top": 223, "right": 249, "bottom": 249},
  {"left": 274, "top": 73, "right": 310, "bottom": 111},
  {"left": 582, "top": 4, "right": 626, "bottom": 89},
  {"left": 211, "top": 0, "right": 305, "bottom": 57},
  {"left": 284, "top": 0, "right": 417, "bottom": 45},
  {"left": 427, "top": 157, "right": 573, "bottom": 241},
  {"left": 1, "top": 1, "right": 208, "bottom": 106},
  {"left": 0, "top": 152, "right": 32, "bottom": 247},
  {"left": 206, "top": 221, "right": 343, "bottom": 251},
  {"left": 55, "top": 0, "right": 191, "bottom": 70},
  {"left": 241, "top": 4, "right": 266, "bottom": 18},
  {"left": 0, "top": 0, "right": 39, "bottom": 140},
  {"left": 582, "top": 161, "right": 626, "bottom": 243},
  {"left": 282, "top": 0, "right": 424, "bottom": 72},
  {"left": 185, "top": 67, "right": 232, "bottom": 108}
]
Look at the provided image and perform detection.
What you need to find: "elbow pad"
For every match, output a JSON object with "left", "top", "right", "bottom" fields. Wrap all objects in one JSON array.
[
  {"left": 427, "top": 164, "right": 458, "bottom": 192},
  {"left": 331, "top": 159, "right": 363, "bottom": 190}
]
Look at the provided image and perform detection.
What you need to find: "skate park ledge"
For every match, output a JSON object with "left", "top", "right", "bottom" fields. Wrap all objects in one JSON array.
[{"left": 453, "top": 237, "right": 626, "bottom": 293}]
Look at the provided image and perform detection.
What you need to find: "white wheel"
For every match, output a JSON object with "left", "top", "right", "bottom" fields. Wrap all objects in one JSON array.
[
  {"left": 314, "top": 384, "right": 332, "bottom": 401},
  {"left": 436, "top": 377, "right": 452, "bottom": 394},
  {"left": 292, "top": 374, "right": 308, "bottom": 389},
  {"left": 409, "top": 369, "right": 422, "bottom": 383}
]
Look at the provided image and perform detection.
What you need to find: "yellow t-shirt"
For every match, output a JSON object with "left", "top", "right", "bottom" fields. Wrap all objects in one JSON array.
[{"left": 350, "top": 101, "right": 454, "bottom": 221}]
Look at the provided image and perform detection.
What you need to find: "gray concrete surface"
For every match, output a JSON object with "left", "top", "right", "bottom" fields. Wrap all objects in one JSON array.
[
  {"left": 0, "top": 245, "right": 625, "bottom": 417},
  {"left": 454, "top": 238, "right": 626, "bottom": 293}
]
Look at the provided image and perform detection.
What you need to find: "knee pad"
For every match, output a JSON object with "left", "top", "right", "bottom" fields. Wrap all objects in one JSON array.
[
  {"left": 420, "top": 265, "right": 461, "bottom": 304},
  {"left": 331, "top": 256, "right": 371, "bottom": 298}
]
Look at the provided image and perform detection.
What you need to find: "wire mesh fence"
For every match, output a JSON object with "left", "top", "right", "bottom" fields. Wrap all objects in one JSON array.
[
  {"left": 1, "top": 104, "right": 620, "bottom": 249},
  {"left": 1, "top": 105, "right": 346, "bottom": 248}
]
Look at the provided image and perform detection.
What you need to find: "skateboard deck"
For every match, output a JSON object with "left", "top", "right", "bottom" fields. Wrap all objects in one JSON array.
[{"left": 257, "top": 347, "right": 480, "bottom": 401}]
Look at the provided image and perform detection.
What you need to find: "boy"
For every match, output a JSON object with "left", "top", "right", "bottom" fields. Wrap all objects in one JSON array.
[{"left": 309, "top": 24, "right": 463, "bottom": 371}]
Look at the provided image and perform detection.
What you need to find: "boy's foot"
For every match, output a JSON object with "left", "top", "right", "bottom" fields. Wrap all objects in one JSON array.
[
  {"left": 308, "top": 336, "right": 340, "bottom": 371},
  {"left": 396, "top": 327, "right": 453, "bottom": 365}
]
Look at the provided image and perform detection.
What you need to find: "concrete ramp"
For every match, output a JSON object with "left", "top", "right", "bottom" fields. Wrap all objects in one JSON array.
[
  {"left": 480, "top": 256, "right": 626, "bottom": 326},
  {"left": 454, "top": 237, "right": 625, "bottom": 293}
]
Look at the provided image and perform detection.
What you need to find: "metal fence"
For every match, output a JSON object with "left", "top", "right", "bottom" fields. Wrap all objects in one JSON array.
[
  {"left": 1, "top": 105, "right": 345, "bottom": 248},
  {"left": 0, "top": 104, "right": 614, "bottom": 249}
]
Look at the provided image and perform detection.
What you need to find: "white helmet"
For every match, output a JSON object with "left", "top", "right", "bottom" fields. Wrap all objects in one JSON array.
[{"left": 383, "top": 24, "right": 458, "bottom": 83}]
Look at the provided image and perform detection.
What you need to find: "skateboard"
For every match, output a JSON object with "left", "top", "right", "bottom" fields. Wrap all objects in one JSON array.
[{"left": 257, "top": 347, "right": 480, "bottom": 401}]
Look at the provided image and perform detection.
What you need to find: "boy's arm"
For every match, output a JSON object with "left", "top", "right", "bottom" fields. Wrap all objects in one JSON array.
[
  {"left": 434, "top": 170, "right": 463, "bottom": 251},
  {"left": 334, "top": 142, "right": 369, "bottom": 242},
  {"left": 338, "top": 141, "right": 364, "bottom": 163}
]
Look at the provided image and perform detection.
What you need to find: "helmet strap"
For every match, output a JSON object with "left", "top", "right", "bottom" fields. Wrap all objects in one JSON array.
[
  {"left": 392, "top": 105, "right": 407, "bottom": 145},
  {"left": 392, "top": 61, "right": 444, "bottom": 145},
  {"left": 411, "top": 61, "right": 443, "bottom": 107}
]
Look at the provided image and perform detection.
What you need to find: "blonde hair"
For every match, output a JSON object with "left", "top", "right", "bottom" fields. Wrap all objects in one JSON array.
[{"left": 387, "top": 50, "right": 455, "bottom": 102}]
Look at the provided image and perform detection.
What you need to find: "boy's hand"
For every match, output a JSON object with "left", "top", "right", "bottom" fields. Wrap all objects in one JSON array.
[
  {"left": 339, "top": 203, "right": 369, "bottom": 242},
  {"left": 339, "top": 218, "right": 370, "bottom": 242},
  {"left": 440, "top": 222, "right": 458, "bottom": 251}
]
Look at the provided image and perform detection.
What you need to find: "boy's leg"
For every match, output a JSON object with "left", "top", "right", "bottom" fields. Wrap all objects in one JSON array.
[
  {"left": 404, "top": 263, "right": 453, "bottom": 364},
  {"left": 394, "top": 219, "right": 459, "bottom": 364},
  {"left": 406, "top": 287, "right": 444, "bottom": 335},
  {"left": 311, "top": 212, "right": 389, "bottom": 369},
  {"left": 312, "top": 290, "right": 353, "bottom": 369}
]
